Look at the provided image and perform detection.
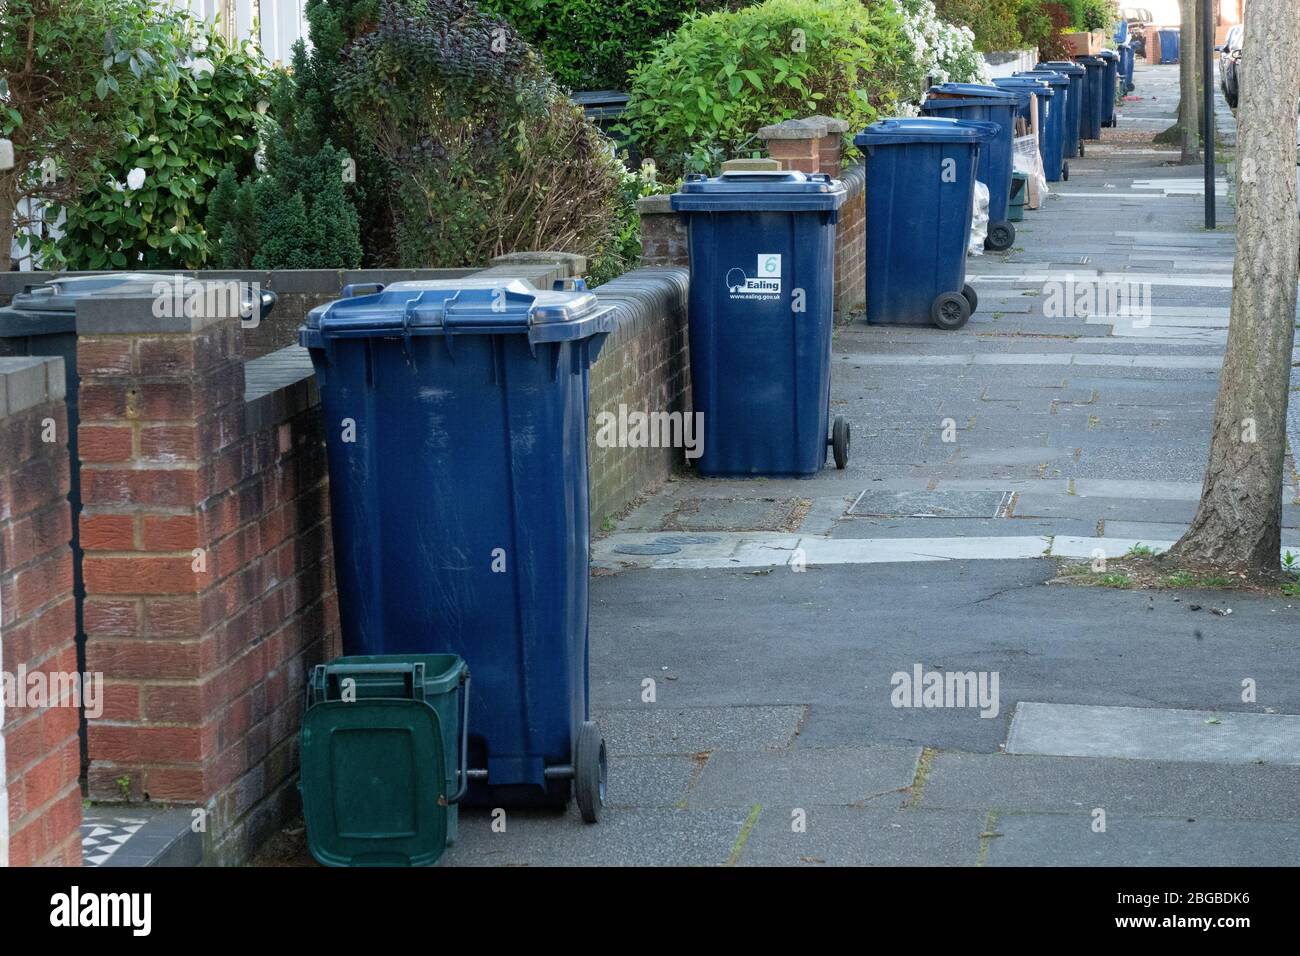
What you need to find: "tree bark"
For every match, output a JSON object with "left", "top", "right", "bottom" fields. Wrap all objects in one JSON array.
[{"left": 1166, "top": 0, "right": 1300, "bottom": 574}]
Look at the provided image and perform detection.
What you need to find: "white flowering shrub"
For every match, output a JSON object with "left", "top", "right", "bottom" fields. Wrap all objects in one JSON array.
[{"left": 896, "top": 0, "right": 990, "bottom": 95}]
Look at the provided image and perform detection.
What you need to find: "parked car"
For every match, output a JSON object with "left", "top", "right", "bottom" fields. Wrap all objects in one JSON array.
[
  {"left": 1219, "top": 24, "right": 1243, "bottom": 109},
  {"left": 1122, "top": 7, "right": 1154, "bottom": 58}
]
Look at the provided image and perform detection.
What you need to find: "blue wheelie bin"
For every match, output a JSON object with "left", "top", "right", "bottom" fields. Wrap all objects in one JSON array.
[
  {"left": 300, "top": 277, "right": 615, "bottom": 824},
  {"left": 991, "top": 76, "right": 1061, "bottom": 183},
  {"left": 1119, "top": 42, "right": 1135, "bottom": 93},
  {"left": 1073, "top": 54, "right": 1107, "bottom": 141},
  {"left": 670, "top": 170, "right": 850, "bottom": 476},
  {"left": 1158, "top": 28, "right": 1180, "bottom": 64},
  {"left": 921, "top": 83, "right": 1022, "bottom": 252},
  {"left": 854, "top": 117, "right": 998, "bottom": 331},
  {"left": 1098, "top": 50, "right": 1121, "bottom": 127},
  {"left": 1037, "top": 61, "right": 1087, "bottom": 158},
  {"left": 1012, "top": 70, "right": 1071, "bottom": 181}
]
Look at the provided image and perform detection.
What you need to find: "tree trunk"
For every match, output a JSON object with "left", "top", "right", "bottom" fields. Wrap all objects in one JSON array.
[
  {"left": 1166, "top": 0, "right": 1300, "bottom": 574},
  {"left": 1180, "top": 0, "right": 1202, "bottom": 162}
]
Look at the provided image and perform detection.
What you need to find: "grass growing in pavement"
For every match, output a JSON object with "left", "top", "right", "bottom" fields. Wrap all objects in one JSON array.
[{"left": 1055, "top": 553, "right": 1300, "bottom": 599}]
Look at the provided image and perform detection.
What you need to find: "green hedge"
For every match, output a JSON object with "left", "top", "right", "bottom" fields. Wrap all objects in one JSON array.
[
  {"left": 621, "top": 0, "right": 919, "bottom": 179},
  {"left": 479, "top": 0, "right": 733, "bottom": 91}
]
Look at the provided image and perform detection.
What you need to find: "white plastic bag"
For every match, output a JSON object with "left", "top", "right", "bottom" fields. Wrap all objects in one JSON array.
[
  {"left": 1013, "top": 134, "right": 1049, "bottom": 205},
  {"left": 968, "top": 179, "right": 989, "bottom": 256}
]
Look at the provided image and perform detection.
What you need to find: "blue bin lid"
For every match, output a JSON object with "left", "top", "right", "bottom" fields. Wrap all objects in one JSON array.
[
  {"left": 670, "top": 169, "right": 846, "bottom": 212},
  {"left": 1037, "top": 60, "right": 1086, "bottom": 75},
  {"left": 1073, "top": 54, "right": 1107, "bottom": 66},
  {"left": 992, "top": 77, "right": 1056, "bottom": 99},
  {"left": 304, "top": 278, "right": 614, "bottom": 344},
  {"left": 926, "top": 82, "right": 1019, "bottom": 102},
  {"left": 854, "top": 116, "right": 998, "bottom": 148},
  {"left": 1097, "top": 49, "right": 1119, "bottom": 61},
  {"left": 1014, "top": 70, "right": 1070, "bottom": 88}
]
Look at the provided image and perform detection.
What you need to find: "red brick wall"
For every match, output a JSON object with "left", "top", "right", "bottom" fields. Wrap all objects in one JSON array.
[
  {"left": 74, "top": 293, "right": 338, "bottom": 862},
  {"left": 1, "top": 356, "right": 82, "bottom": 867}
]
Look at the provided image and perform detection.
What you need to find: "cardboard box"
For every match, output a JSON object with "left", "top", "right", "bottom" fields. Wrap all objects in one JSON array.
[{"left": 1063, "top": 31, "right": 1105, "bottom": 56}]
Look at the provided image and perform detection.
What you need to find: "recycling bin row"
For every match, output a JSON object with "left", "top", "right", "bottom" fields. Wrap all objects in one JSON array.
[{"left": 297, "top": 52, "right": 1140, "bottom": 866}]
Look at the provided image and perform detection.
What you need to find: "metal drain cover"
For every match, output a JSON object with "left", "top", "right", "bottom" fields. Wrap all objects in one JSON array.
[
  {"left": 847, "top": 489, "right": 1013, "bottom": 519},
  {"left": 613, "top": 542, "right": 682, "bottom": 556}
]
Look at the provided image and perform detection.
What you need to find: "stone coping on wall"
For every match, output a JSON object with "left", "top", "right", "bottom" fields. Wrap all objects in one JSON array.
[{"left": 0, "top": 355, "right": 66, "bottom": 416}]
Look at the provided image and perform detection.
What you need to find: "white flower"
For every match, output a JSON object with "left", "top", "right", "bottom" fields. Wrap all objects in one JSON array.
[
  {"left": 192, "top": 34, "right": 209, "bottom": 54},
  {"left": 188, "top": 57, "right": 215, "bottom": 79},
  {"left": 125, "top": 167, "right": 146, "bottom": 190}
]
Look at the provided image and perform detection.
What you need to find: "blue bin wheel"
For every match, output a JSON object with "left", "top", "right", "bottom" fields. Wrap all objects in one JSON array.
[
  {"left": 985, "top": 221, "right": 1016, "bottom": 253},
  {"left": 931, "top": 292, "right": 972, "bottom": 332},
  {"left": 830, "top": 416, "right": 850, "bottom": 470},
  {"left": 1062, "top": 160, "right": 1070, "bottom": 182},
  {"left": 962, "top": 283, "right": 978, "bottom": 314},
  {"left": 1079, "top": 141, "right": 1086, "bottom": 158},
  {"left": 574, "top": 720, "right": 607, "bottom": 824}
]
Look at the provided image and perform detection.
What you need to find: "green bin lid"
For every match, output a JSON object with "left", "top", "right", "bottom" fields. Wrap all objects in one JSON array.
[{"left": 301, "top": 698, "right": 449, "bottom": 867}]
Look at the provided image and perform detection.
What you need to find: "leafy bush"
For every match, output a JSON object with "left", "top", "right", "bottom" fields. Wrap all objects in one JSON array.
[
  {"left": 334, "top": 0, "right": 623, "bottom": 268},
  {"left": 621, "top": 0, "right": 920, "bottom": 178},
  {"left": 932, "top": 0, "right": 1024, "bottom": 51},
  {"left": 479, "top": 0, "right": 733, "bottom": 91},
  {"left": 1076, "top": 0, "right": 1114, "bottom": 31},
  {"left": 1020, "top": 1, "right": 1074, "bottom": 58},
  {"left": 204, "top": 134, "right": 362, "bottom": 270},
  {"left": 57, "top": 11, "right": 270, "bottom": 269},
  {"left": 1, "top": 0, "right": 227, "bottom": 270}
]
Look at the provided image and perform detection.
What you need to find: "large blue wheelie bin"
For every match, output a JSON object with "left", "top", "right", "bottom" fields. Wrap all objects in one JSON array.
[
  {"left": 991, "top": 76, "right": 1062, "bottom": 183},
  {"left": 1073, "top": 54, "right": 1107, "bottom": 141},
  {"left": 920, "top": 83, "right": 1022, "bottom": 252},
  {"left": 1098, "top": 50, "right": 1121, "bottom": 128},
  {"left": 670, "top": 170, "right": 850, "bottom": 476},
  {"left": 1012, "top": 70, "right": 1071, "bottom": 181},
  {"left": 854, "top": 117, "right": 998, "bottom": 331},
  {"left": 300, "top": 277, "right": 615, "bottom": 826},
  {"left": 1037, "top": 61, "right": 1087, "bottom": 158}
]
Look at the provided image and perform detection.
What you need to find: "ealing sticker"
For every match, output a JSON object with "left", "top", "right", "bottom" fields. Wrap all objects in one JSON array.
[{"left": 726, "top": 254, "right": 782, "bottom": 301}]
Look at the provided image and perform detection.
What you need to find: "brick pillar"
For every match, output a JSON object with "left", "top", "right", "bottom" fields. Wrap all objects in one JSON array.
[
  {"left": 637, "top": 195, "right": 689, "bottom": 268},
  {"left": 757, "top": 117, "right": 828, "bottom": 173},
  {"left": 804, "top": 114, "right": 850, "bottom": 178},
  {"left": 75, "top": 288, "right": 246, "bottom": 806},
  {"left": 1, "top": 356, "right": 82, "bottom": 866}
]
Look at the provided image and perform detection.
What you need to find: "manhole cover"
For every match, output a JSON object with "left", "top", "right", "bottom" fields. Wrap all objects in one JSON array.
[
  {"left": 613, "top": 542, "right": 683, "bottom": 556},
  {"left": 655, "top": 534, "right": 721, "bottom": 546},
  {"left": 846, "top": 489, "right": 1013, "bottom": 519}
]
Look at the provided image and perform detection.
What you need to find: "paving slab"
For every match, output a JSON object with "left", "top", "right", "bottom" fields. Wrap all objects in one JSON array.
[
  {"left": 985, "top": 813, "right": 1300, "bottom": 867},
  {"left": 736, "top": 807, "right": 984, "bottom": 867},
  {"left": 688, "top": 746, "right": 921, "bottom": 808},
  {"left": 439, "top": 806, "right": 744, "bottom": 867},
  {"left": 1007, "top": 702, "right": 1300, "bottom": 766},
  {"left": 918, "top": 751, "right": 1300, "bottom": 821},
  {"left": 596, "top": 705, "right": 807, "bottom": 756}
]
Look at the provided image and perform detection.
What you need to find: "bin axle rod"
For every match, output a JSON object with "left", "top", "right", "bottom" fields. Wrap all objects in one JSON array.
[{"left": 461, "top": 766, "right": 575, "bottom": 782}]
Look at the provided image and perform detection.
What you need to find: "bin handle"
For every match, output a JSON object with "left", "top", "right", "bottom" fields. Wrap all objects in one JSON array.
[
  {"left": 552, "top": 277, "right": 587, "bottom": 292},
  {"left": 446, "top": 670, "right": 472, "bottom": 805},
  {"left": 320, "top": 661, "right": 426, "bottom": 702},
  {"left": 341, "top": 282, "right": 385, "bottom": 298}
]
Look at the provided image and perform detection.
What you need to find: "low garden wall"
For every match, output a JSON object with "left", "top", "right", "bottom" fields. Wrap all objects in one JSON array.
[{"left": 0, "top": 356, "right": 82, "bottom": 867}]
